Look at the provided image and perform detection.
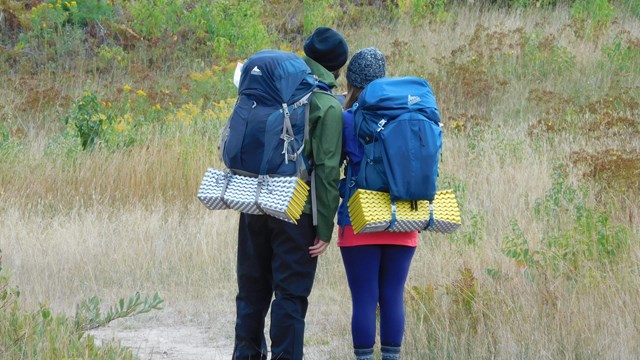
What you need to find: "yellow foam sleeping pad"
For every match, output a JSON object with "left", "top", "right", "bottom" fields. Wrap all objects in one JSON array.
[{"left": 348, "top": 189, "right": 461, "bottom": 234}]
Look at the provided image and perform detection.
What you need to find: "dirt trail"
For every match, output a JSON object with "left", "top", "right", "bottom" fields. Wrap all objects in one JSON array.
[
  {"left": 91, "top": 316, "right": 341, "bottom": 360},
  {"left": 92, "top": 324, "right": 231, "bottom": 360}
]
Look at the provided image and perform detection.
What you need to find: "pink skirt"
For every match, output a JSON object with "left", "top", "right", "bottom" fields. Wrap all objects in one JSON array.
[{"left": 338, "top": 225, "right": 418, "bottom": 247}]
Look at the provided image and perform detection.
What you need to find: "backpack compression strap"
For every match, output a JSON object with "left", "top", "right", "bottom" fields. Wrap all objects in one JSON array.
[
  {"left": 280, "top": 92, "right": 313, "bottom": 165},
  {"left": 279, "top": 92, "right": 319, "bottom": 225}
]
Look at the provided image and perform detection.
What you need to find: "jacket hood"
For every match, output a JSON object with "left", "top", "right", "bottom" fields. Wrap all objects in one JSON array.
[{"left": 303, "top": 56, "right": 338, "bottom": 89}]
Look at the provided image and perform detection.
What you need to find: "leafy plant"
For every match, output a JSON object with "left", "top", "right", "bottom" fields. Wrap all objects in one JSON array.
[
  {"left": 503, "top": 164, "right": 631, "bottom": 276},
  {"left": 302, "top": 0, "right": 340, "bottom": 34},
  {"left": 74, "top": 291, "right": 164, "bottom": 332},
  {"left": 26, "top": 2, "right": 69, "bottom": 36},
  {"left": 407, "top": 0, "right": 449, "bottom": 24},
  {"left": 502, "top": 220, "right": 541, "bottom": 270},
  {"left": 61, "top": 0, "right": 114, "bottom": 27},
  {"left": 126, "top": 0, "right": 271, "bottom": 61},
  {"left": 451, "top": 212, "right": 485, "bottom": 247},
  {"left": 64, "top": 91, "right": 115, "bottom": 149},
  {"left": 97, "top": 44, "right": 129, "bottom": 72},
  {"left": 520, "top": 32, "right": 575, "bottom": 79},
  {"left": 600, "top": 37, "right": 640, "bottom": 75},
  {"left": 1, "top": 253, "right": 160, "bottom": 358},
  {"left": 570, "top": 0, "right": 615, "bottom": 38}
]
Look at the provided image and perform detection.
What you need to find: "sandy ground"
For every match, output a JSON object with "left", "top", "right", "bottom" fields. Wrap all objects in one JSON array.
[
  {"left": 90, "top": 306, "right": 345, "bottom": 360},
  {"left": 92, "top": 322, "right": 233, "bottom": 360}
]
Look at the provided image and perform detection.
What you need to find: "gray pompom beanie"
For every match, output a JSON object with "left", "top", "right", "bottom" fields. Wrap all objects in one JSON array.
[{"left": 346, "top": 47, "right": 386, "bottom": 89}]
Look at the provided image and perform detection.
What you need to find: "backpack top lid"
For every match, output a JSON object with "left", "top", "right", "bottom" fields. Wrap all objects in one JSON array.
[
  {"left": 238, "top": 50, "right": 316, "bottom": 106},
  {"left": 356, "top": 76, "right": 440, "bottom": 124}
]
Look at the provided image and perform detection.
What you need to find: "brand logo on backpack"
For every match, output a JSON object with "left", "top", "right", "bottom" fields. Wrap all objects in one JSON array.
[
  {"left": 408, "top": 94, "right": 421, "bottom": 106},
  {"left": 250, "top": 66, "right": 262, "bottom": 76}
]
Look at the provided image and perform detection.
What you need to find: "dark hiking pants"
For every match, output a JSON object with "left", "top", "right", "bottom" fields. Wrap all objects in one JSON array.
[{"left": 232, "top": 213, "right": 318, "bottom": 360}]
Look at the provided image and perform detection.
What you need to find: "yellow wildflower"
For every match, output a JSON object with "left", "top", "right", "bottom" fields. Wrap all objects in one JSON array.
[
  {"left": 172, "top": 101, "right": 201, "bottom": 125},
  {"left": 136, "top": 89, "right": 147, "bottom": 97},
  {"left": 117, "top": 114, "right": 133, "bottom": 123},
  {"left": 116, "top": 123, "right": 128, "bottom": 132},
  {"left": 451, "top": 121, "right": 465, "bottom": 130},
  {"left": 99, "top": 113, "right": 107, "bottom": 121},
  {"left": 279, "top": 44, "right": 292, "bottom": 52},
  {"left": 49, "top": 4, "right": 54, "bottom": 8},
  {"left": 71, "top": 1, "right": 76, "bottom": 5},
  {"left": 123, "top": 85, "right": 131, "bottom": 92},
  {"left": 42, "top": 22, "right": 47, "bottom": 28},
  {"left": 189, "top": 69, "right": 213, "bottom": 81},
  {"left": 153, "top": 104, "right": 161, "bottom": 110}
]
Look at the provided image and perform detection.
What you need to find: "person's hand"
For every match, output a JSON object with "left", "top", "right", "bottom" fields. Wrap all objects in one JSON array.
[{"left": 309, "top": 238, "right": 329, "bottom": 257}]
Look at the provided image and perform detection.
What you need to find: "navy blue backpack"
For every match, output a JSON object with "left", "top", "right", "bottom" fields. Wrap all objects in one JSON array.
[
  {"left": 221, "top": 50, "right": 318, "bottom": 178},
  {"left": 353, "top": 77, "right": 442, "bottom": 202}
]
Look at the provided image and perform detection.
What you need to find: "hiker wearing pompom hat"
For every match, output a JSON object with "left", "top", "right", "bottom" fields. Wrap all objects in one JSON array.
[
  {"left": 232, "top": 26, "right": 348, "bottom": 360},
  {"left": 338, "top": 47, "right": 418, "bottom": 360}
]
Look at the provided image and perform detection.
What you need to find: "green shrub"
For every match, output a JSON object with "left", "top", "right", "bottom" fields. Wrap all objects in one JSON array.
[
  {"left": 570, "top": 0, "right": 615, "bottom": 38},
  {"left": 126, "top": 0, "right": 272, "bottom": 61},
  {"left": 600, "top": 37, "right": 640, "bottom": 75},
  {"left": 97, "top": 44, "right": 129, "bottom": 72},
  {"left": 0, "top": 254, "right": 162, "bottom": 358},
  {"left": 62, "top": 0, "right": 114, "bottom": 27},
  {"left": 302, "top": 0, "right": 341, "bottom": 34},
  {"left": 64, "top": 91, "right": 115, "bottom": 150},
  {"left": 25, "top": 2, "right": 68, "bottom": 38},
  {"left": 502, "top": 165, "right": 631, "bottom": 275},
  {"left": 407, "top": 0, "right": 449, "bottom": 23},
  {"left": 521, "top": 32, "right": 575, "bottom": 79}
]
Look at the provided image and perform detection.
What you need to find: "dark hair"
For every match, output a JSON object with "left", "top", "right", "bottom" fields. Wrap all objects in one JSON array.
[{"left": 344, "top": 82, "right": 363, "bottom": 110}]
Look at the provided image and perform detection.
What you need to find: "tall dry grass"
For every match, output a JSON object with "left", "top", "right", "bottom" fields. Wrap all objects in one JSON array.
[{"left": 1, "top": 3, "right": 639, "bottom": 359}]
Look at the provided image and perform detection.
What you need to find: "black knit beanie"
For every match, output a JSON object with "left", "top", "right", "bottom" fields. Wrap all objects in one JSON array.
[
  {"left": 303, "top": 27, "right": 349, "bottom": 72},
  {"left": 346, "top": 47, "right": 386, "bottom": 89}
]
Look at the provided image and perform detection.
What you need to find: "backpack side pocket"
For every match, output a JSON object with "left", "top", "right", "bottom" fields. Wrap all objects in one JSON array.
[
  {"left": 356, "top": 140, "right": 389, "bottom": 192},
  {"left": 222, "top": 95, "right": 259, "bottom": 174}
]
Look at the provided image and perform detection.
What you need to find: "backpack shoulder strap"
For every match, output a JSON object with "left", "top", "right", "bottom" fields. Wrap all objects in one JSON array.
[
  {"left": 313, "top": 81, "right": 336, "bottom": 99},
  {"left": 315, "top": 81, "right": 332, "bottom": 93}
]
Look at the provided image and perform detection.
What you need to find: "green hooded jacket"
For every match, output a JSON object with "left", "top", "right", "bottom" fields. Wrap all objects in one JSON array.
[{"left": 302, "top": 56, "right": 343, "bottom": 243}]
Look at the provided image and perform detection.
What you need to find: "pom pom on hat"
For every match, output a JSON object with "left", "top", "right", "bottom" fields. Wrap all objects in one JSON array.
[
  {"left": 303, "top": 27, "right": 349, "bottom": 72},
  {"left": 346, "top": 47, "right": 386, "bottom": 89}
]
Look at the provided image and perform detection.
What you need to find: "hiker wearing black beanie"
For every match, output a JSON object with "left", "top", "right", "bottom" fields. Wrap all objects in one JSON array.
[
  {"left": 232, "top": 27, "right": 348, "bottom": 360},
  {"left": 303, "top": 26, "right": 349, "bottom": 72}
]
